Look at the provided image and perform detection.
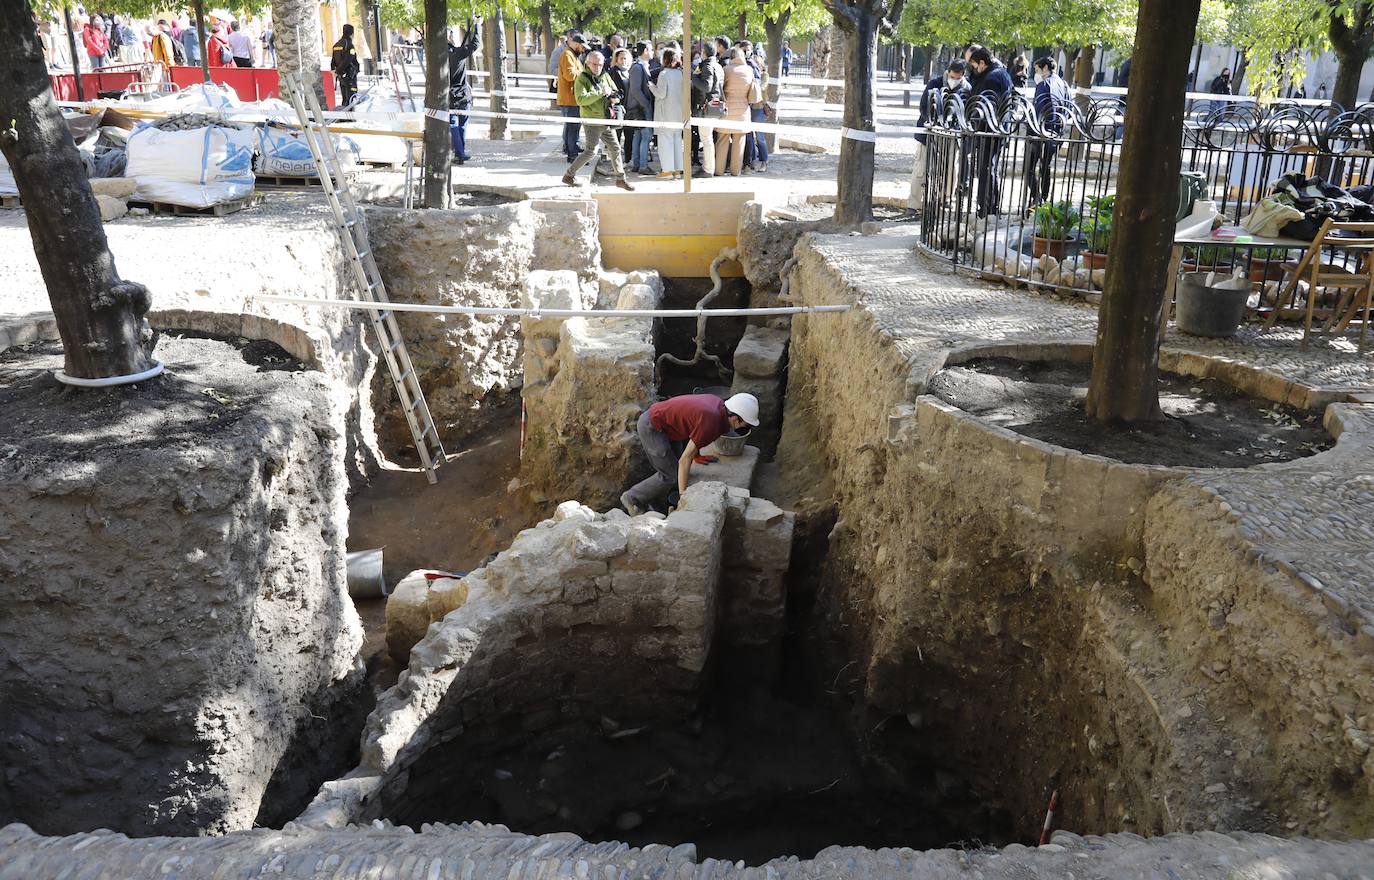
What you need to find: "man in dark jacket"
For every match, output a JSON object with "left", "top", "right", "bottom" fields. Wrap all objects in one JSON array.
[
  {"left": 447, "top": 21, "right": 480, "bottom": 164},
  {"left": 909, "top": 59, "right": 969, "bottom": 212},
  {"left": 330, "top": 24, "right": 361, "bottom": 108},
  {"left": 966, "top": 46, "right": 1012, "bottom": 216},
  {"left": 691, "top": 44, "right": 723, "bottom": 173},
  {"left": 626, "top": 41, "right": 655, "bottom": 173},
  {"left": 1025, "top": 56, "right": 1072, "bottom": 205}
]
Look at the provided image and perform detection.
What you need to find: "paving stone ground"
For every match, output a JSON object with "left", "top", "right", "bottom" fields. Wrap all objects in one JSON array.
[
  {"left": 2, "top": 821, "right": 1371, "bottom": 879},
  {"left": 805, "top": 230, "right": 1374, "bottom": 645}
]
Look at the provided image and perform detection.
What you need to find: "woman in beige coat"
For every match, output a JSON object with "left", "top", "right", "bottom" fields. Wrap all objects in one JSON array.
[{"left": 715, "top": 48, "right": 754, "bottom": 176}]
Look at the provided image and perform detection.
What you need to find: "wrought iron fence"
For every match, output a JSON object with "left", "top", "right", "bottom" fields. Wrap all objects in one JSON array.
[{"left": 917, "top": 92, "right": 1374, "bottom": 295}]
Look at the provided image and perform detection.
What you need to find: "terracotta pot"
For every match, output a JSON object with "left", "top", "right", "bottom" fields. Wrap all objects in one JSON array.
[
  {"left": 1032, "top": 235, "right": 1070, "bottom": 260},
  {"left": 1082, "top": 250, "right": 1109, "bottom": 270},
  {"left": 1248, "top": 259, "right": 1285, "bottom": 283}
]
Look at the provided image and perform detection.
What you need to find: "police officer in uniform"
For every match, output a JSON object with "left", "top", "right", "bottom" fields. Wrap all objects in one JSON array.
[{"left": 330, "top": 23, "right": 360, "bottom": 108}]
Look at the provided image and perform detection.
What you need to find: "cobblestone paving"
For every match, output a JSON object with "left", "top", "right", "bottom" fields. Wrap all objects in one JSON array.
[
  {"left": 805, "top": 230, "right": 1374, "bottom": 644},
  {"left": 2, "top": 822, "right": 1371, "bottom": 879}
]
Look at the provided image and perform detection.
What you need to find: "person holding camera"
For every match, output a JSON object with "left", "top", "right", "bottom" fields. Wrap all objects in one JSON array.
[{"left": 562, "top": 50, "right": 635, "bottom": 190}]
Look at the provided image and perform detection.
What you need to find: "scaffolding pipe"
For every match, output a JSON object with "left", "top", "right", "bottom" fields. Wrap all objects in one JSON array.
[{"left": 246, "top": 293, "right": 849, "bottom": 319}]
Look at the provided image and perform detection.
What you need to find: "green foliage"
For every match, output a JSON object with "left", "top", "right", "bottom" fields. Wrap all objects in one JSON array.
[
  {"left": 1083, "top": 193, "right": 1115, "bottom": 253},
  {"left": 1225, "top": 0, "right": 1329, "bottom": 99},
  {"left": 1033, "top": 200, "right": 1081, "bottom": 240},
  {"left": 894, "top": 0, "right": 1134, "bottom": 50}
]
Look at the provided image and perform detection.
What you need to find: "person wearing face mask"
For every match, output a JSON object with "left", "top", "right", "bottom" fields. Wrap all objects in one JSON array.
[
  {"left": 626, "top": 42, "right": 656, "bottom": 175},
  {"left": 608, "top": 48, "right": 634, "bottom": 170},
  {"left": 965, "top": 46, "right": 1012, "bottom": 217},
  {"left": 1024, "top": 56, "right": 1071, "bottom": 206},
  {"left": 909, "top": 59, "right": 970, "bottom": 214}
]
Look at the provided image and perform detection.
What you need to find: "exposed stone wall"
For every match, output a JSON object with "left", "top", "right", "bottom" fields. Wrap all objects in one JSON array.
[
  {"left": 728, "top": 324, "right": 790, "bottom": 454},
  {"left": 735, "top": 201, "right": 833, "bottom": 306},
  {"left": 783, "top": 234, "right": 1374, "bottom": 840},
  {"left": 365, "top": 201, "right": 604, "bottom": 451},
  {"left": 0, "top": 335, "right": 363, "bottom": 836},
  {"left": 720, "top": 488, "right": 795, "bottom": 647},
  {"left": 518, "top": 270, "right": 662, "bottom": 510},
  {"left": 301, "top": 484, "right": 730, "bottom": 828}
]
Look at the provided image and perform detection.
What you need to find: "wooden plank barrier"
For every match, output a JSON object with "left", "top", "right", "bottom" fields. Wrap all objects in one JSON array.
[{"left": 593, "top": 190, "right": 754, "bottom": 278}]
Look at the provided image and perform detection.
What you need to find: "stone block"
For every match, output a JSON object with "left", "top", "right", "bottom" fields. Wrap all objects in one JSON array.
[
  {"left": 729, "top": 375, "right": 783, "bottom": 427},
  {"left": 742, "top": 501, "right": 794, "bottom": 571},
  {"left": 573, "top": 523, "right": 630, "bottom": 560},
  {"left": 522, "top": 269, "right": 590, "bottom": 312},
  {"left": 732, "top": 326, "right": 790, "bottom": 379}
]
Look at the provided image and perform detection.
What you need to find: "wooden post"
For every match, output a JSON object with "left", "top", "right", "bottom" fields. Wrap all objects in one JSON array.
[
  {"left": 62, "top": 5, "right": 84, "bottom": 101},
  {"left": 682, "top": 0, "right": 692, "bottom": 193}
]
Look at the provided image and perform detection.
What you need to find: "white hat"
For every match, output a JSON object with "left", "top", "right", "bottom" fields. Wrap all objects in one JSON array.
[{"left": 724, "top": 392, "right": 760, "bottom": 427}]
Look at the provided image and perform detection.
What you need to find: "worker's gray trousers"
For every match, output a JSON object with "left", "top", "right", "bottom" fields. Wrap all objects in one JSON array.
[{"left": 624, "top": 410, "right": 680, "bottom": 508}]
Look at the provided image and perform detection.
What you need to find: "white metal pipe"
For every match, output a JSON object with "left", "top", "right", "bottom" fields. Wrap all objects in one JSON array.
[{"left": 248, "top": 293, "right": 849, "bottom": 318}]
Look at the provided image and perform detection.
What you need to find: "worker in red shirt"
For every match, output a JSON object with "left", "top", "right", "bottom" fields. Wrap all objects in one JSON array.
[{"left": 621, "top": 392, "right": 759, "bottom": 515}]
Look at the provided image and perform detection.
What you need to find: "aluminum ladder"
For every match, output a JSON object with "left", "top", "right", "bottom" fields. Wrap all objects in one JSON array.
[{"left": 279, "top": 70, "right": 446, "bottom": 484}]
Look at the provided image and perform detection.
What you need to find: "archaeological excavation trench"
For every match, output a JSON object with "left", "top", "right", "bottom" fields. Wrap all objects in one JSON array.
[{"left": 3, "top": 199, "right": 1374, "bottom": 875}]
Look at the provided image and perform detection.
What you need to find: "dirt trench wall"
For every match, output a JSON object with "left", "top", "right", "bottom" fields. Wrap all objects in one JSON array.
[
  {"left": 782, "top": 235, "right": 1374, "bottom": 841},
  {"left": 0, "top": 336, "right": 364, "bottom": 837},
  {"left": 366, "top": 201, "right": 601, "bottom": 450}
]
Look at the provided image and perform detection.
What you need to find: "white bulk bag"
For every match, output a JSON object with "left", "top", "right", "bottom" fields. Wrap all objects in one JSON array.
[
  {"left": 141, "top": 82, "right": 241, "bottom": 115},
  {"left": 254, "top": 126, "right": 360, "bottom": 177},
  {"left": 126, "top": 124, "right": 255, "bottom": 207}
]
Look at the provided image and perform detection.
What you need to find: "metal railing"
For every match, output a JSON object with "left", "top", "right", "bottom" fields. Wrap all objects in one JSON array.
[{"left": 918, "top": 92, "right": 1374, "bottom": 293}]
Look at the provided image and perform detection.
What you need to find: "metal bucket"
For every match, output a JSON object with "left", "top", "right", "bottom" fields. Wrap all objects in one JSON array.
[
  {"left": 346, "top": 548, "right": 388, "bottom": 598},
  {"left": 709, "top": 427, "right": 751, "bottom": 457},
  {"left": 1175, "top": 272, "right": 1249, "bottom": 338}
]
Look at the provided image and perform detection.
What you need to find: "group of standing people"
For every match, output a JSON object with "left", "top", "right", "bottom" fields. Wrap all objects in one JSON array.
[
  {"left": 69, "top": 11, "right": 271, "bottom": 72},
  {"left": 548, "top": 30, "right": 773, "bottom": 188},
  {"left": 908, "top": 45, "right": 1073, "bottom": 218}
]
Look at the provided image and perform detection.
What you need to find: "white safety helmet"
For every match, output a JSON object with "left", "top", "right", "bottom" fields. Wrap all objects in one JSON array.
[{"left": 723, "top": 392, "right": 760, "bottom": 427}]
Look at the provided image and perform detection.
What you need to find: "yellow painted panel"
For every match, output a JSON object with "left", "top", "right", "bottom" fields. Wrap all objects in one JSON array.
[
  {"left": 601, "top": 234, "right": 743, "bottom": 277},
  {"left": 593, "top": 191, "right": 756, "bottom": 237}
]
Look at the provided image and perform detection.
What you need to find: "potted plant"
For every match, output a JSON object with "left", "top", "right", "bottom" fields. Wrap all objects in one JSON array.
[
  {"left": 1032, "top": 200, "right": 1081, "bottom": 260},
  {"left": 1182, "top": 243, "right": 1236, "bottom": 272},
  {"left": 1247, "top": 245, "right": 1293, "bottom": 283},
  {"left": 1081, "top": 194, "right": 1115, "bottom": 269}
]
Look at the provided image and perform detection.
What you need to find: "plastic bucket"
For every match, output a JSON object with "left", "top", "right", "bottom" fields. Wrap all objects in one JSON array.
[
  {"left": 1175, "top": 272, "right": 1249, "bottom": 338},
  {"left": 708, "top": 427, "right": 751, "bottom": 456},
  {"left": 346, "top": 548, "right": 388, "bottom": 598}
]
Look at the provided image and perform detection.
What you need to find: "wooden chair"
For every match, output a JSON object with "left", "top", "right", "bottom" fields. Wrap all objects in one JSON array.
[{"left": 1263, "top": 219, "right": 1374, "bottom": 351}]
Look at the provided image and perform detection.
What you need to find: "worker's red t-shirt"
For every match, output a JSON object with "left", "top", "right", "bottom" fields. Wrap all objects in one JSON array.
[{"left": 649, "top": 394, "right": 731, "bottom": 448}]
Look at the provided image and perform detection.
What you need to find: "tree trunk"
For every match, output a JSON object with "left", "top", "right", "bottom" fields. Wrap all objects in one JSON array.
[
  {"left": 738, "top": 12, "right": 748, "bottom": 41},
  {"left": 538, "top": 2, "right": 553, "bottom": 68},
  {"left": 1329, "top": 2, "right": 1374, "bottom": 111},
  {"left": 764, "top": 10, "right": 790, "bottom": 152},
  {"left": 833, "top": 7, "right": 877, "bottom": 226},
  {"left": 1073, "top": 44, "right": 1095, "bottom": 112},
  {"left": 1233, "top": 51, "right": 1249, "bottom": 95},
  {"left": 422, "top": 0, "right": 451, "bottom": 208},
  {"left": 273, "top": 0, "right": 326, "bottom": 102},
  {"left": 0, "top": 1, "right": 155, "bottom": 380},
  {"left": 486, "top": 11, "right": 508, "bottom": 140},
  {"left": 825, "top": 26, "right": 844, "bottom": 103},
  {"left": 193, "top": 0, "right": 210, "bottom": 83},
  {"left": 811, "top": 25, "right": 832, "bottom": 97},
  {"left": 1190, "top": 41, "right": 1202, "bottom": 90},
  {"left": 1085, "top": 0, "right": 1200, "bottom": 423},
  {"left": 353, "top": 0, "right": 377, "bottom": 74}
]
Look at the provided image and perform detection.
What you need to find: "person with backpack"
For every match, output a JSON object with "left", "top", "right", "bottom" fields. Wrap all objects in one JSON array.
[
  {"left": 207, "top": 25, "right": 232, "bottom": 68},
  {"left": 561, "top": 49, "right": 634, "bottom": 190},
  {"left": 147, "top": 22, "right": 176, "bottom": 69},
  {"left": 330, "top": 23, "right": 360, "bottom": 107}
]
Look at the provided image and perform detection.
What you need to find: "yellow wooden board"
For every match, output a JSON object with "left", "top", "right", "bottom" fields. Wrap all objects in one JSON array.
[
  {"left": 601, "top": 234, "right": 744, "bottom": 278},
  {"left": 593, "top": 190, "right": 756, "bottom": 237}
]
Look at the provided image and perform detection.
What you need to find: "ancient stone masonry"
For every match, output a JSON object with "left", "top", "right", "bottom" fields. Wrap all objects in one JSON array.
[
  {"left": 782, "top": 230, "right": 1374, "bottom": 841},
  {"left": 728, "top": 324, "right": 790, "bottom": 454},
  {"left": 301, "top": 484, "right": 730, "bottom": 828},
  {"left": 0, "top": 335, "right": 363, "bottom": 837},
  {"left": 719, "top": 488, "right": 795, "bottom": 647},
  {"left": 518, "top": 269, "right": 662, "bottom": 511},
  {"left": 735, "top": 201, "right": 833, "bottom": 307}
]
